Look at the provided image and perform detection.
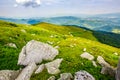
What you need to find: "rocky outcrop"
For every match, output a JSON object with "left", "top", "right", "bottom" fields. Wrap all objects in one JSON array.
[
  {"left": 74, "top": 70, "right": 95, "bottom": 80},
  {"left": 15, "top": 63, "right": 37, "bottom": 80},
  {"left": 35, "top": 64, "right": 45, "bottom": 74},
  {"left": 0, "top": 70, "right": 20, "bottom": 80},
  {"left": 97, "top": 56, "right": 115, "bottom": 77},
  {"left": 80, "top": 52, "right": 94, "bottom": 61},
  {"left": 58, "top": 73, "right": 73, "bottom": 80},
  {"left": 45, "top": 59, "right": 63, "bottom": 74},
  {"left": 18, "top": 40, "right": 59, "bottom": 66},
  {"left": 116, "top": 58, "right": 120, "bottom": 80},
  {"left": 47, "top": 76, "right": 56, "bottom": 80}
]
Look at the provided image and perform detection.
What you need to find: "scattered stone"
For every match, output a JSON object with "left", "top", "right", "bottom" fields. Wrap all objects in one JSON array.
[
  {"left": 116, "top": 58, "right": 120, "bottom": 80},
  {"left": 58, "top": 73, "right": 73, "bottom": 80},
  {"left": 15, "top": 63, "right": 37, "bottom": 80},
  {"left": 6, "top": 43, "right": 17, "bottom": 48},
  {"left": 97, "top": 56, "right": 115, "bottom": 77},
  {"left": 47, "top": 76, "right": 55, "bottom": 80},
  {"left": 80, "top": 52, "right": 94, "bottom": 61},
  {"left": 0, "top": 70, "right": 20, "bottom": 80},
  {"left": 92, "top": 61, "right": 97, "bottom": 67},
  {"left": 114, "top": 52, "right": 118, "bottom": 56},
  {"left": 97, "top": 56, "right": 110, "bottom": 67},
  {"left": 50, "top": 35, "right": 54, "bottom": 38},
  {"left": 18, "top": 40, "right": 59, "bottom": 66},
  {"left": 45, "top": 59, "right": 63, "bottom": 74},
  {"left": 35, "top": 64, "right": 45, "bottom": 74},
  {"left": 21, "top": 29, "right": 26, "bottom": 33},
  {"left": 83, "top": 48, "right": 86, "bottom": 52},
  {"left": 74, "top": 70, "right": 95, "bottom": 80}
]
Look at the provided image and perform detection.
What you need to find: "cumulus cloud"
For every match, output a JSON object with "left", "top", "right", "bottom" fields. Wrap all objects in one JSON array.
[
  {"left": 15, "top": 0, "right": 41, "bottom": 7},
  {"left": 15, "top": 0, "right": 64, "bottom": 8}
]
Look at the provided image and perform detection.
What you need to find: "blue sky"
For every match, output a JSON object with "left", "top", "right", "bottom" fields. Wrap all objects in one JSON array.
[{"left": 0, "top": 0, "right": 120, "bottom": 18}]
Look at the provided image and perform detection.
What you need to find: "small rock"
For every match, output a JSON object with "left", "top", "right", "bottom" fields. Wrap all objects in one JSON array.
[
  {"left": 74, "top": 70, "right": 95, "bottom": 80},
  {"left": 92, "top": 61, "right": 97, "bottom": 67},
  {"left": 114, "top": 52, "right": 118, "bottom": 56},
  {"left": 50, "top": 35, "right": 54, "bottom": 38},
  {"left": 0, "top": 70, "right": 20, "bottom": 80},
  {"left": 58, "top": 73, "right": 73, "bottom": 80},
  {"left": 80, "top": 52, "right": 94, "bottom": 61},
  {"left": 45, "top": 59, "right": 63, "bottom": 74},
  {"left": 47, "top": 76, "right": 55, "bottom": 80},
  {"left": 18, "top": 40, "right": 59, "bottom": 66},
  {"left": 83, "top": 48, "right": 86, "bottom": 52},
  {"left": 21, "top": 29, "right": 26, "bottom": 33},
  {"left": 6, "top": 43, "right": 17, "bottom": 48},
  {"left": 15, "top": 62, "right": 37, "bottom": 80},
  {"left": 35, "top": 64, "right": 45, "bottom": 74}
]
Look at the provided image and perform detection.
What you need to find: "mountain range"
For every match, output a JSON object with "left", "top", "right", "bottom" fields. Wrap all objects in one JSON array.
[{"left": 0, "top": 13, "right": 120, "bottom": 34}]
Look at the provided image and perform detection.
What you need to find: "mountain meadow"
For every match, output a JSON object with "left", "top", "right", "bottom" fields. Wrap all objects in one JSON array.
[{"left": 0, "top": 20, "right": 120, "bottom": 80}]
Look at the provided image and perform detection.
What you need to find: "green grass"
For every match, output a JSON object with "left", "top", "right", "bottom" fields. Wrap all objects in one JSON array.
[{"left": 0, "top": 20, "right": 120, "bottom": 80}]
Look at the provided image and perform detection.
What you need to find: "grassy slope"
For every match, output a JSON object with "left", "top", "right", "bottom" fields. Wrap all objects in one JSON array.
[{"left": 0, "top": 20, "right": 120, "bottom": 80}]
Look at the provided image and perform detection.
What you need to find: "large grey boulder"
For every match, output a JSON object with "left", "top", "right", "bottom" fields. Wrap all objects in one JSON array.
[
  {"left": 0, "top": 70, "right": 20, "bottom": 80},
  {"left": 74, "top": 70, "right": 95, "bottom": 80},
  {"left": 35, "top": 64, "right": 45, "bottom": 74},
  {"left": 80, "top": 52, "right": 94, "bottom": 61},
  {"left": 116, "top": 58, "right": 120, "bottom": 80},
  {"left": 45, "top": 59, "right": 63, "bottom": 74},
  {"left": 18, "top": 40, "right": 59, "bottom": 66},
  {"left": 97, "top": 56, "right": 115, "bottom": 77},
  {"left": 15, "top": 63, "right": 37, "bottom": 80},
  {"left": 58, "top": 73, "right": 73, "bottom": 80}
]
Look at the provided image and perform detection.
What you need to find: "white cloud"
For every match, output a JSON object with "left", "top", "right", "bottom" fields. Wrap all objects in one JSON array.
[
  {"left": 15, "top": 0, "right": 63, "bottom": 7},
  {"left": 15, "top": 0, "right": 41, "bottom": 7}
]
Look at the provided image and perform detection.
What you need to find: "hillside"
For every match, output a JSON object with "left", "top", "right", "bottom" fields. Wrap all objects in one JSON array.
[
  {"left": 1, "top": 13, "right": 120, "bottom": 33},
  {"left": 0, "top": 20, "right": 120, "bottom": 80}
]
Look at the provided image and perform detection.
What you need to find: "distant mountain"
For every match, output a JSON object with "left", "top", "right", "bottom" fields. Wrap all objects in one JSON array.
[{"left": 0, "top": 13, "right": 120, "bottom": 33}]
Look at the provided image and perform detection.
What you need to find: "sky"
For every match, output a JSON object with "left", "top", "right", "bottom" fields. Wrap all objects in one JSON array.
[{"left": 0, "top": 0, "right": 120, "bottom": 18}]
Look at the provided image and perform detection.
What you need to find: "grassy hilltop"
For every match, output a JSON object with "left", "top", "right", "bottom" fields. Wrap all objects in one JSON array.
[{"left": 0, "top": 20, "right": 120, "bottom": 80}]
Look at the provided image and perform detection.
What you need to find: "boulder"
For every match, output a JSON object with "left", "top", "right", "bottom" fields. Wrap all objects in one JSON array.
[
  {"left": 0, "top": 70, "right": 20, "bottom": 80},
  {"left": 97, "top": 56, "right": 115, "bottom": 77},
  {"left": 47, "top": 76, "right": 56, "bottom": 80},
  {"left": 116, "top": 58, "right": 120, "bottom": 80},
  {"left": 45, "top": 59, "right": 63, "bottom": 74},
  {"left": 58, "top": 73, "right": 73, "bottom": 80},
  {"left": 80, "top": 52, "right": 94, "bottom": 61},
  {"left": 15, "top": 62, "right": 37, "bottom": 80},
  {"left": 18, "top": 40, "right": 59, "bottom": 66},
  {"left": 97, "top": 56, "right": 110, "bottom": 66},
  {"left": 35, "top": 64, "right": 45, "bottom": 74},
  {"left": 74, "top": 70, "right": 95, "bottom": 80}
]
